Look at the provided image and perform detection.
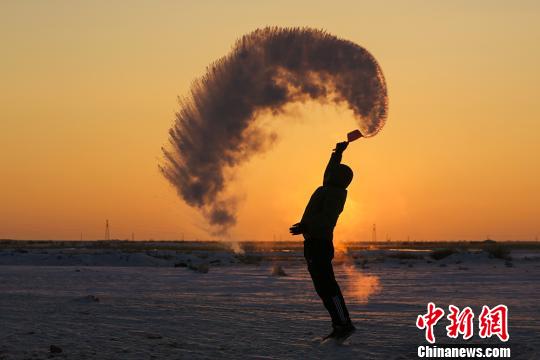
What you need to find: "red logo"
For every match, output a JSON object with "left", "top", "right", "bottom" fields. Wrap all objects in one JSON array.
[{"left": 416, "top": 303, "right": 509, "bottom": 343}]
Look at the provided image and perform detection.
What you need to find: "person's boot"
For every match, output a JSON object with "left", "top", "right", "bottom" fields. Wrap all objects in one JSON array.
[{"left": 323, "top": 320, "right": 356, "bottom": 342}]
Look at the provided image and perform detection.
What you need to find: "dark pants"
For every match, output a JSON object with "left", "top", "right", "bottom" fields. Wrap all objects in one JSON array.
[{"left": 304, "top": 239, "right": 351, "bottom": 326}]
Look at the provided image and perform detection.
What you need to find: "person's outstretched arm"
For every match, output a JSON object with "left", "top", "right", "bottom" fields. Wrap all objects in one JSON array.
[
  {"left": 323, "top": 141, "right": 348, "bottom": 184},
  {"left": 289, "top": 142, "right": 349, "bottom": 236}
]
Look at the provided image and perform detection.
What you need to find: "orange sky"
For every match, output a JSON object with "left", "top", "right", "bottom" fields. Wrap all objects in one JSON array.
[{"left": 1, "top": 1, "right": 539, "bottom": 241}]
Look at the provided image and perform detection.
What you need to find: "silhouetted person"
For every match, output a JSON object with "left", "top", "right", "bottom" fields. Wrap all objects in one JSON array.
[{"left": 290, "top": 141, "right": 355, "bottom": 341}]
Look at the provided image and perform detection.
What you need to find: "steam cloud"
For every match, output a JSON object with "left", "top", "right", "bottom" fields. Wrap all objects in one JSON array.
[{"left": 160, "top": 27, "right": 388, "bottom": 233}]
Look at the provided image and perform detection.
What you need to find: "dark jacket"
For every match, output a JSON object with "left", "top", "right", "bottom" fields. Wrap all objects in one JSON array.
[{"left": 301, "top": 151, "right": 349, "bottom": 243}]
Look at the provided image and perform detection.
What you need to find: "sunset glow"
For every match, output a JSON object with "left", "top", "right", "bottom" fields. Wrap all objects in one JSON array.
[{"left": 1, "top": 1, "right": 539, "bottom": 241}]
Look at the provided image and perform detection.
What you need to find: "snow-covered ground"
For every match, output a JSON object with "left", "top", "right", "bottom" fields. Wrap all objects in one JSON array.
[{"left": 0, "top": 244, "right": 539, "bottom": 359}]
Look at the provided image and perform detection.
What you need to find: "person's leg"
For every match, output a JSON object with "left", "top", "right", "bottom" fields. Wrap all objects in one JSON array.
[
  {"left": 306, "top": 256, "right": 351, "bottom": 326},
  {"left": 323, "top": 288, "right": 350, "bottom": 326}
]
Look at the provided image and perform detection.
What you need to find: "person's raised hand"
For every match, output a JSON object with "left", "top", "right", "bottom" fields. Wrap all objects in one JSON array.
[
  {"left": 289, "top": 222, "right": 304, "bottom": 236},
  {"left": 335, "top": 141, "right": 348, "bottom": 153}
]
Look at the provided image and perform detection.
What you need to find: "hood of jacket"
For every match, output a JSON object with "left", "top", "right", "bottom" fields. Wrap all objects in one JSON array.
[{"left": 323, "top": 164, "right": 353, "bottom": 189}]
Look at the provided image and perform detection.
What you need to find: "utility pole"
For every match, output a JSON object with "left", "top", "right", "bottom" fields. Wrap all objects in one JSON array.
[
  {"left": 105, "top": 219, "right": 110, "bottom": 241},
  {"left": 372, "top": 223, "right": 377, "bottom": 242}
]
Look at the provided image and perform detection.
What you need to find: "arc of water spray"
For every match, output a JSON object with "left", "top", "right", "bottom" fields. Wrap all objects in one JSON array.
[{"left": 160, "top": 27, "right": 388, "bottom": 234}]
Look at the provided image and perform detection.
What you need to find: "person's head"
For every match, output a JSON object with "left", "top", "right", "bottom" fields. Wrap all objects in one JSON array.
[{"left": 324, "top": 164, "right": 354, "bottom": 189}]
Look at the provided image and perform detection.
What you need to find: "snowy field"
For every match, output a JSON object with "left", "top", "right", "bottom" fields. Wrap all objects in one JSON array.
[{"left": 0, "top": 242, "right": 539, "bottom": 359}]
